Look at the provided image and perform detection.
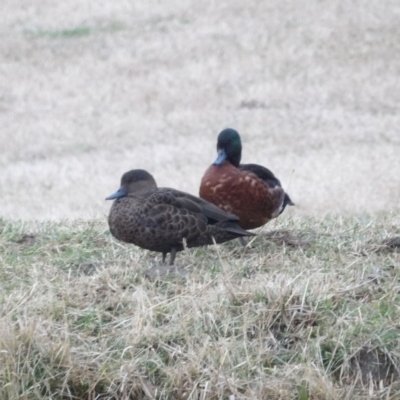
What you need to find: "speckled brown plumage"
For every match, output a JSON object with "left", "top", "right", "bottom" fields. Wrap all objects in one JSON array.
[
  {"left": 200, "top": 129, "right": 294, "bottom": 230},
  {"left": 106, "top": 169, "right": 254, "bottom": 265}
]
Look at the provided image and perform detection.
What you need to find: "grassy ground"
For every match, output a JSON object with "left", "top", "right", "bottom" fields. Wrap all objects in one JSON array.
[{"left": 1, "top": 214, "right": 400, "bottom": 399}]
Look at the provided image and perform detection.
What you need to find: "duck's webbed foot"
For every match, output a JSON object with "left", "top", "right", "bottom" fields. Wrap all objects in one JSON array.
[{"left": 146, "top": 248, "right": 186, "bottom": 281}]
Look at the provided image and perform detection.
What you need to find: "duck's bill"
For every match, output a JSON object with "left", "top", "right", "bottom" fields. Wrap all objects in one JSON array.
[
  {"left": 105, "top": 187, "right": 127, "bottom": 200},
  {"left": 212, "top": 148, "right": 227, "bottom": 165}
]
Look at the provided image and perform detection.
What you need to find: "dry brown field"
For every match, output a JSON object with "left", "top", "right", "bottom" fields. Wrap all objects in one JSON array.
[{"left": 1, "top": 0, "right": 399, "bottom": 220}]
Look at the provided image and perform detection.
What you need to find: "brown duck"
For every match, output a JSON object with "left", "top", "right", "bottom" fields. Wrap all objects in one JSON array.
[
  {"left": 106, "top": 169, "right": 254, "bottom": 265},
  {"left": 200, "top": 128, "right": 294, "bottom": 230}
]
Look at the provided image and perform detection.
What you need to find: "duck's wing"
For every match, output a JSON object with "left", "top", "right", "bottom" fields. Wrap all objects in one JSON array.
[
  {"left": 157, "top": 188, "right": 240, "bottom": 223},
  {"left": 140, "top": 190, "right": 251, "bottom": 246},
  {"left": 240, "top": 163, "right": 295, "bottom": 209},
  {"left": 239, "top": 163, "right": 282, "bottom": 187},
  {"left": 139, "top": 191, "right": 208, "bottom": 243},
  {"left": 158, "top": 190, "right": 255, "bottom": 239}
]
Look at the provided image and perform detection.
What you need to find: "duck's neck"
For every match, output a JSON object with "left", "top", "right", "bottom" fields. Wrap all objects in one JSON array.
[
  {"left": 132, "top": 181, "right": 158, "bottom": 198},
  {"left": 212, "top": 160, "right": 236, "bottom": 171},
  {"left": 226, "top": 151, "right": 241, "bottom": 168}
]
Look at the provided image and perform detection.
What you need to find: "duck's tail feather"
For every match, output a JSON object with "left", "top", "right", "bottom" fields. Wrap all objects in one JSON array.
[{"left": 218, "top": 221, "right": 255, "bottom": 237}]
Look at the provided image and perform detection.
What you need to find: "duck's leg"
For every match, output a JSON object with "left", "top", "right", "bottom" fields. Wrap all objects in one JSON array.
[
  {"left": 169, "top": 247, "right": 177, "bottom": 265},
  {"left": 146, "top": 248, "right": 186, "bottom": 280}
]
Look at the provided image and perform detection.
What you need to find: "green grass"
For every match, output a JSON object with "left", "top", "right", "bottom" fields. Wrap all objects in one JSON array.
[
  {"left": 1, "top": 215, "right": 400, "bottom": 399},
  {"left": 24, "top": 22, "right": 125, "bottom": 40}
]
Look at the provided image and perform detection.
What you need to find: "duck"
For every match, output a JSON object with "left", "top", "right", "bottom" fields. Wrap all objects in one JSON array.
[
  {"left": 106, "top": 169, "right": 254, "bottom": 265},
  {"left": 200, "top": 128, "right": 294, "bottom": 230}
]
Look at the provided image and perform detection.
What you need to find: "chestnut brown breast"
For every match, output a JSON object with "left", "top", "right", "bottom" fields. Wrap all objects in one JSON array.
[{"left": 200, "top": 161, "right": 285, "bottom": 230}]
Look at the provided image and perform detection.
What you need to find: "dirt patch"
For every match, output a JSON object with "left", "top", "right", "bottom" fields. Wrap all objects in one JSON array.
[
  {"left": 261, "top": 229, "right": 312, "bottom": 249},
  {"left": 348, "top": 346, "right": 399, "bottom": 386},
  {"left": 382, "top": 237, "right": 400, "bottom": 249},
  {"left": 15, "top": 233, "right": 37, "bottom": 246},
  {"left": 145, "top": 264, "right": 188, "bottom": 282},
  {"left": 77, "top": 262, "right": 98, "bottom": 276},
  {"left": 366, "top": 236, "right": 400, "bottom": 253}
]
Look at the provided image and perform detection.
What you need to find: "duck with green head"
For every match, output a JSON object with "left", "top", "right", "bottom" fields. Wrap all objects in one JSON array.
[
  {"left": 106, "top": 169, "right": 254, "bottom": 265},
  {"left": 200, "top": 128, "right": 294, "bottom": 230}
]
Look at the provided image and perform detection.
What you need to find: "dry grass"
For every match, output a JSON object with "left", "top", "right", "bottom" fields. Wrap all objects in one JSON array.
[
  {"left": 1, "top": 214, "right": 400, "bottom": 399},
  {"left": 1, "top": 0, "right": 400, "bottom": 219}
]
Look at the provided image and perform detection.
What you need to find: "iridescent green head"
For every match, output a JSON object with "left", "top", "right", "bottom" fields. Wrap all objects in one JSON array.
[{"left": 213, "top": 128, "right": 242, "bottom": 168}]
